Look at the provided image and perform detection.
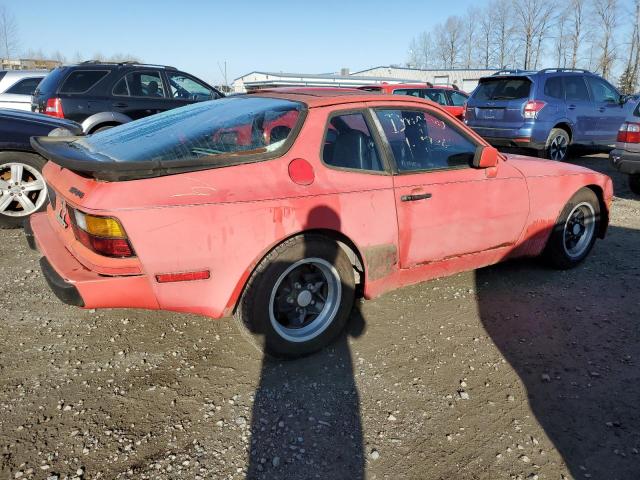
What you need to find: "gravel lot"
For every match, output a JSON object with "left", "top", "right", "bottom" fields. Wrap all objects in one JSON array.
[{"left": 1, "top": 154, "right": 639, "bottom": 480}]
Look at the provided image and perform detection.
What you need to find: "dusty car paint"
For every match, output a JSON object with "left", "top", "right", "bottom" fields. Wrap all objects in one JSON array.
[{"left": 29, "top": 89, "right": 613, "bottom": 320}]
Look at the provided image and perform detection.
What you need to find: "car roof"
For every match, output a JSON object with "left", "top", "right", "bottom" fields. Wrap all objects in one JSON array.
[
  {"left": 248, "top": 87, "right": 441, "bottom": 108},
  {"left": 0, "top": 69, "right": 47, "bottom": 77}
]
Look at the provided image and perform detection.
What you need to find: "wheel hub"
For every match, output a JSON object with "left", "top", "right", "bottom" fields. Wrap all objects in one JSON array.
[{"left": 296, "top": 290, "right": 313, "bottom": 307}]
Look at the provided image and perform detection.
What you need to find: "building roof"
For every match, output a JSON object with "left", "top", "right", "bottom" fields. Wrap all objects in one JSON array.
[
  {"left": 233, "top": 70, "right": 416, "bottom": 82},
  {"left": 352, "top": 65, "right": 502, "bottom": 74}
]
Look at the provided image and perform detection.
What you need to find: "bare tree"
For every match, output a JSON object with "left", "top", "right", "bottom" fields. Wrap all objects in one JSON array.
[
  {"left": 492, "top": 0, "right": 515, "bottom": 68},
  {"left": 619, "top": 0, "right": 640, "bottom": 93},
  {"left": 567, "top": 0, "right": 585, "bottom": 68},
  {"left": 513, "top": 0, "right": 555, "bottom": 69},
  {"left": 435, "top": 16, "right": 464, "bottom": 69},
  {"left": 0, "top": 5, "right": 18, "bottom": 59},
  {"left": 593, "top": 0, "right": 618, "bottom": 79},
  {"left": 407, "top": 32, "right": 433, "bottom": 68},
  {"left": 462, "top": 8, "right": 480, "bottom": 69},
  {"left": 478, "top": 6, "right": 493, "bottom": 68}
]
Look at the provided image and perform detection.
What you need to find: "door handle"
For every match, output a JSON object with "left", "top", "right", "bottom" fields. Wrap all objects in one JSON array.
[
  {"left": 568, "top": 105, "right": 576, "bottom": 110},
  {"left": 598, "top": 107, "right": 606, "bottom": 112},
  {"left": 401, "top": 193, "right": 432, "bottom": 202},
  {"left": 113, "top": 102, "right": 128, "bottom": 108}
]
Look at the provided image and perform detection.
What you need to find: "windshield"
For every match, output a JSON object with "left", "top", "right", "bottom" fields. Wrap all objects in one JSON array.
[
  {"left": 474, "top": 78, "right": 531, "bottom": 101},
  {"left": 69, "top": 96, "right": 304, "bottom": 164}
]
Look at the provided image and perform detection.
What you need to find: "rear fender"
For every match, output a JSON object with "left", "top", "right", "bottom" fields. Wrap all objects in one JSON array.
[{"left": 81, "top": 112, "right": 131, "bottom": 134}]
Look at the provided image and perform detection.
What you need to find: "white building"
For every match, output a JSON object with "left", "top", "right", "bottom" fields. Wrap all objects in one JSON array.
[
  {"left": 351, "top": 66, "right": 500, "bottom": 92},
  {"left": 232, "top": 71, "right": 417, "bottom": 93}
]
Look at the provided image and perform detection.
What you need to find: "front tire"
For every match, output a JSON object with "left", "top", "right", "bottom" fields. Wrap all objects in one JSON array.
[
  {"left": 0, "top": 152, "right": 48, "bottom": 229},
  {"left": 234, "top": 235, "right": 355, "bottom": 358},
  {"left": 540, "top": 128, "right": 570, "bottom": 161},
  {"left": 544, "top": 188, "right": 599, "bottom": 269},
  {"left": 629, "top": 174, "right": 640, "bottom": 195}
]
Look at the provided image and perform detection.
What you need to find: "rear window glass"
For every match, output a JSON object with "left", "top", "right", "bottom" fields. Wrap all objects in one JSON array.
[
  {"left": 474, "top": 78, "right": 531, "bottom": 101},
  {"left": 69, "top": 97, "right": 304, "bottom": 164},
  {"left": 60, "top": 70, "right": 109, "bottom": 93},
  {"left": 36, "top": 68, "right": 65, "bottom": 93}
]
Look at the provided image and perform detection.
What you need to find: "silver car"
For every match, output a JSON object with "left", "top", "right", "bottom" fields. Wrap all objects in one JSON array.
[
  {"left": 609, "top": 98, "right": 640, "bottom": 195},
  {"left": 0, "top": 70, "right": 47, "bottom": 111}
]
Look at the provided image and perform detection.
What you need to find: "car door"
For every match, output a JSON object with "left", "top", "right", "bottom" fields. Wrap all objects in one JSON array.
[
  {"left": 371, "top": 105, "right": 529, "bottom": 269},
  {"left": 585, "top": 76, "right": 627, "bottom": 146},
  {"left": 563, "top": 75, "right": 597, "bottom": 144},
  {"left": 111, "top": 70, "right": 171, "bottom": 120}
]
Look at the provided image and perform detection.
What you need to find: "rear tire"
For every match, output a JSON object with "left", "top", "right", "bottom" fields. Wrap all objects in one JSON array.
[
  {"left": 544, "top": 188, "right": 599, "bottom": 269},
  {"left": 540, "top": 128, "right": 570, "bottom": 161},
  {"left": 234, "top": 235, "right": 355, "bottom": 358},
  {"left": 0, "top": 152, "right": 48, "bottom": 229},
  {"left": 629, "top": 174, "right": 640, "bottom": 195}
]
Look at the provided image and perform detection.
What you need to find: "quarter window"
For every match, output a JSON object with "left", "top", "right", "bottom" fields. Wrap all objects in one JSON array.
[
  {"left": 112, "top": 71, "right": 166, "bottom": 98},
  {"left": 322, "top": 112, "right": 383, "bottom": 172},
  {"left": 60, "top": 70, "right": 109, "bottom": 93},
  {"left": 5, "top": 77, "right": 42, "bottom": 95},
  {"left": 448, "top": 90, "right": 468, "bottom": 106},
  {"left": 423, "top": 89, "right": 448, "bottom": 105},
  {"left": 564, "top": 76, "right": 590, "bottom": 101},
  {"left": 375, "top": 109, "right": 476, "bottom": 172}
]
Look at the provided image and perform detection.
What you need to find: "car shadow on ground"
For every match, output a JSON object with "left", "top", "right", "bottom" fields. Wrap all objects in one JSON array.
[
  {"left": 476, "top": 225, "right": 640, "bottom": 479},
  {"left": 245, "top": 206, "right": 366, "bottom": 480}
]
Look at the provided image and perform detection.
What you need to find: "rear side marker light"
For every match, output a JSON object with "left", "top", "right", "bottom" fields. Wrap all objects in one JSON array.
[
  {"left": 70, "top": 209, "right": 134, "bottom": 258},
  {"left": 523, "top": 100, "right": 546, "bottom": 119},
  {"left": 617, "top": 122, "right": 640, "bottom": 143},
  {"left": 156, "top": 271, "right": 211, "bottom": 283}
]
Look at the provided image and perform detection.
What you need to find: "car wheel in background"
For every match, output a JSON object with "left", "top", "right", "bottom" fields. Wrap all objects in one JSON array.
[
  {"left": 629, "top": 174, "right": 640, "bottom": 195},
  {"left": 234, "top": 235, "right": 355, "bottom": 358},
  {"left": 540, "top": 128, "right": 570, "bottom": 161},
  {"left": 544, "top": 188, "right": 600, "bottom": 269},
  {"left": 0, "top": 152, "right": 48, "bottom": 229}
]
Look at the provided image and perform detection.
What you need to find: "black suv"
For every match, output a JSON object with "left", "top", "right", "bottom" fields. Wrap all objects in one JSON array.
[{"left": 32, "top": 61, "right": 224, "bottom": 133}]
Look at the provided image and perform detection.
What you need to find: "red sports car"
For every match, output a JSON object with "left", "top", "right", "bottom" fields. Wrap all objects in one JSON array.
[
  {"left": 28, "top": 88, "right": 612, "bottom": 357},
  {"left": 358, "top": 83, "right": 469, "bottom": 120}
]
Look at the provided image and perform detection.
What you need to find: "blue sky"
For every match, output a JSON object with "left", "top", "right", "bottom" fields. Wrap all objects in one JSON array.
[{"left": 6, "top": 0, "right": 478, "bottom": 85}]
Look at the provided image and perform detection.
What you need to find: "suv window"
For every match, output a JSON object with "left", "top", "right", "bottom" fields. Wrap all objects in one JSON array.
[
  {"left": 423, "top": 89, "right": 448, "bottom": 105},
  {"left": 375, "top": 109, "right": 476, "bottom": 172},
  {"left": 474, "top": 78, "right": 531, "bottom": 101},
  {"left": 167, "top": 72, "right": 215, "bottom": 100},
  {"left": 586, "top": 76, "right": 619, "bottom": 103},
  {"left": 60, "top": 70, "right": 109, "bottom": 94},
  {"left": 392, "top": 89, "right": 423, "bottom": 98},
  {"left": 113, "top": 71, "right": 166, "bottom": 98},
  {"left": 448, "top": 90, "right": 468, "bottom": 106},
  {"left": 5, "top": 77, "right": 42, "bottom": 95},
  {"left": 322, "top": 112, "right": 383, "bottom": 172},
  {"left": 564, "top": 76, "right": 590, "bottom": 101},
  {"left": 544, "top": 77, "right": 564, "bottom": 99}
]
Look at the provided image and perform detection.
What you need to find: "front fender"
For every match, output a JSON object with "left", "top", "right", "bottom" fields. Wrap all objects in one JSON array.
[{"left": 81, "top": 112, "right": 132, "bottom": 134}]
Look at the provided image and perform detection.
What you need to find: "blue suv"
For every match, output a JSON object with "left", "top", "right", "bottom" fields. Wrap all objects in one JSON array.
[{"left": 465, "top": 68, "right": 634, "bottom": 161}]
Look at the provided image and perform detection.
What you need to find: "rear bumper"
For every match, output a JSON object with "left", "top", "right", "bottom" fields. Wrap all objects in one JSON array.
[
  {"left": 28, "top": 212, "right": 160, "bottom": 310},
  {"left": 467, "top": 125, "right": 546, "bottom": 150},
  {"left": 610, "top": 149, "right": 640, "bottom": 175}
]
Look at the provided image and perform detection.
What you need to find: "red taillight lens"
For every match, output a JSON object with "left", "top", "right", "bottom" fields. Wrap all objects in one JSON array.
[
  {"left": 617, "top": 122, "right": 640, "bottom": 143},
  {"left": 45, "top": 98, "right": 64, "bottom": 118},
  {"left": 523, "top": 100, "right": 546, "bottom": 119},
  {"left": 69, "top": 209, "right": 134, "bottom": 258}
]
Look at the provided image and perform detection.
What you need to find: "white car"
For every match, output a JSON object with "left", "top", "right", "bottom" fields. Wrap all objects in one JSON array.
[{"left": 0, "top": 70, "right": 47, "bottom": 111}]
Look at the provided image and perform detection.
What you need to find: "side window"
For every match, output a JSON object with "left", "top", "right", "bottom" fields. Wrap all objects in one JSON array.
[
  {"left": 322, "top": 112, "right": 384, "bottom": 172},
  {"left": 112, "top": 71, "right": 165, "bottom": 98},
  {"left": 167, "top": 72, "right": 215, "bottom": 100},
  {"left": 60, "top": 70, "right": 109, "bottom": 93},
  {"left": 564, "top": 76, "right": 591, "bottom": 101},
  {"left": 422, "top": 89, "right": 448, "bottom": 105},
  {"left": 586, "top": 76, "right": 619, "bottom": 103},
  {"left": 448, "top": 90, "right": 468, "bottom": 106},
  {"left": 5, "top": 77, "right": 42, "bottom": 95},
  {"left": 392, "top": 89, "right": 422, "bottom": 98},
  {"left": 544, "top": 77, "right": 564, "bottom": 99},
  {"left": 375, "top": 109, "right": 477, "bottom": 172}
]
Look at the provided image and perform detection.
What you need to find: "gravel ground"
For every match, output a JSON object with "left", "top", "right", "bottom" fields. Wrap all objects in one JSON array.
[{"left": 1, "top": 154, "right": 639, "bottom": 480}]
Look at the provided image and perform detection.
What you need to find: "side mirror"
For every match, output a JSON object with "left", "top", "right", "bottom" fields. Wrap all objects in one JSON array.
[{"left": 472, "top": 145, "right": 499, "bottom": 168}]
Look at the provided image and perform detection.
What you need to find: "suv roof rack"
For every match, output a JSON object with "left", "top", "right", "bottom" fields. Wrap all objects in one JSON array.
[
  {"left": 537, "top": 68, "right": 591, "bottom": 74},
  {"left": 491, "top": 69, "right": 535, "bottom": 76},
  {"left": 78, "top": 60, "right": 177, "bottom": 70}
]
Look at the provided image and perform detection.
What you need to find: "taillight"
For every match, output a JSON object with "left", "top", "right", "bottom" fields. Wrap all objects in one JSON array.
[
  {"left": 617, "top": 122, "right": 640, "bottom": 143},
  {"left": 70, "top": 209, "right": 134, "bottom": 258},
  {"left": 523, "top": 100, "right": 546, "bottom": 119},
  {"left": 44, "top": 98, "right": 64, "bottom": 118}
]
